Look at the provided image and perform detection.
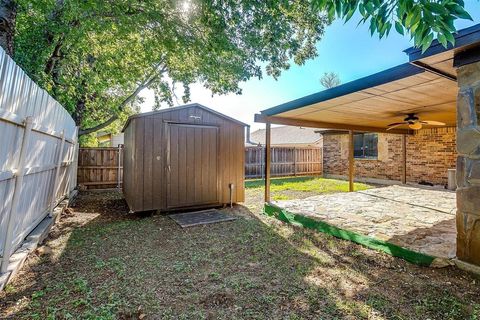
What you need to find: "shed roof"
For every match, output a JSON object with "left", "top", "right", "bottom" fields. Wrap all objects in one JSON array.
[
  {"left": 122, "top": 103, "right": 247, "bottom": 132},
  {"left": 249, "top": 126, "right": 322, "bottom": 145},
  {"left": 256, "top": 24, "right": 480, "bottom": 134}
]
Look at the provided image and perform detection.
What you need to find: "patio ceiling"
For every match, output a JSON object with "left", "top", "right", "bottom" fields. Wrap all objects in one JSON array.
[{"left": 255, "top": 24, "right": 480, "bottom": 134}]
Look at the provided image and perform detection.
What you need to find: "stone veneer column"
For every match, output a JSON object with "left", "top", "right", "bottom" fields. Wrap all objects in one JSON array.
[{"left": 456, "top": 60, "right": 480, "bottom": 266}]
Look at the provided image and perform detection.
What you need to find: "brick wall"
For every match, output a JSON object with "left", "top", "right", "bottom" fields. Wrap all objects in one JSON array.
[
  {"left": 322, "top": 127, "right": 457, "bottom": 186},
  {"left": 406, "top": 127, "right": 457, "bottom": 185}
]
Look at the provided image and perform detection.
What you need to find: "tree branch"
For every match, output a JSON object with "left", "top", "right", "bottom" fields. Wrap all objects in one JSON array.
[
  {"left": 78, "top": 64, "right": 165, "bottom": 136},
  {"left": 44, "top": 34, "right": 64, "bottom": 75},
  {"left": 77, "top": 113, "right": 119, "bottom": 136}
]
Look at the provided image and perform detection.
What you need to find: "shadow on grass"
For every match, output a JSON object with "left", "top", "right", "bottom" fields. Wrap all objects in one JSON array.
[{"left": 0, "top": 190, "right": 479, "bottom": 319}]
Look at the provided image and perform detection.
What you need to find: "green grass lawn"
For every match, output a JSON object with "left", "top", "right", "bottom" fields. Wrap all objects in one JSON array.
[{"left": 245, "top": 176, "right": 372, "bottom": 200}]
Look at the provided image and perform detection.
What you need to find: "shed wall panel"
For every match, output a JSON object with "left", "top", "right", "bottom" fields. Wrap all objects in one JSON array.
[
  {"left": 143, "top": 117, "right": 153, "bottom": 210},
  {"left": 134, "top": 117, "right": 144, "bottom": 210}
]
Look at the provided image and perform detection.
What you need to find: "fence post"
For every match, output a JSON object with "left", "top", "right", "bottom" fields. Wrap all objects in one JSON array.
[
  {"left": 293, "top": 147, "right": 297, "bottom": 176},
  {"left": 71, "top": 141, "right": 79, "bottom": 193},
  {"left": 117, "top": 144, "right": 122, "bottom": 189},
  {"left": 70, "top": 136, "right": 79, "bottom": 194},
  {"left": 49, "top": 131, "right": 65, "bottom": 217},
  {"left": 66, "top": 127, "right": 78, "bottom": 196},
  {"left": 1, "top": 117, "right": 33, "bottom": 273},
  {"left": 261, "top": 146, "right": 265, "bottom": 179},
  {"left": 320, "top": 147, "right": 323, "bottom": 176}
]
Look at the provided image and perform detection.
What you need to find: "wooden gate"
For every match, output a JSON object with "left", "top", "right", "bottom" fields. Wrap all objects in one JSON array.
[
  {"left": 77, "top": 147, "right": 123, "bottom": 189},
  {"left": 167, "top": 123, "right": 219, "bottom": 208}
]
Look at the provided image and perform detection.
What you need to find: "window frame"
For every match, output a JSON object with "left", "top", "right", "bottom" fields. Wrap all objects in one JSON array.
[{"left": 353, "top": 133, "right": 378, "bottom": 159}]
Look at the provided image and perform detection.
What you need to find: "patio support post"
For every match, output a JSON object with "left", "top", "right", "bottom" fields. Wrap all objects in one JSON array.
[
  {"left": 348, "top": 131, "right": 354, "bottom": 192},
  {"left": 454, "top": 51, "right": 480, "bottom": 267},
  {"left": 401, "top": 134, "right": 407, "bottom": 184},
  {"left": 265, "top": 122, "right": 271, "bottom": 203}
]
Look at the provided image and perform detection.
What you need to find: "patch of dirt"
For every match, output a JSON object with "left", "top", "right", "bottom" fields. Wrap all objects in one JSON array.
[{"left": 201, "top": 292, "right": 235, "bottom": 308}]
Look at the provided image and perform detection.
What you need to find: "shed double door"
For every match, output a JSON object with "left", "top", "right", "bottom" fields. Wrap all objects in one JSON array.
[{"left": 167, "top": 123, "right": 219, "bottom": 209}]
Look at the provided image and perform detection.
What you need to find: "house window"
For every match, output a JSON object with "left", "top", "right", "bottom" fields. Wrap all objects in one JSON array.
[{"left": 353, "top": 133, "right": 378, "bottom": 159}]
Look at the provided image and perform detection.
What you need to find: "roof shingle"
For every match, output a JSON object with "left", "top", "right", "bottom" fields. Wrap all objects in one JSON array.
[{"left": 249, "top": 126, "right": 322, "bottom": 146}]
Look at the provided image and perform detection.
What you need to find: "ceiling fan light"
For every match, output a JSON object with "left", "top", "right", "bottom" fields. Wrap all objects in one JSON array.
[{"left": 409, "top": 122, "right": 422, "bottom": 130}]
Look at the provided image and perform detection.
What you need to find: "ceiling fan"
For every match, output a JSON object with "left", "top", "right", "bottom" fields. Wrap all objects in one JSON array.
[{"left": 387, "top": 113, "right": 446, "bottom": 131}]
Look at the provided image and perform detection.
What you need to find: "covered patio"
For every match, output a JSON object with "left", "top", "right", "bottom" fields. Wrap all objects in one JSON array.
[{"left": 255, "top": 24, "right": 480, "bottom": 269}]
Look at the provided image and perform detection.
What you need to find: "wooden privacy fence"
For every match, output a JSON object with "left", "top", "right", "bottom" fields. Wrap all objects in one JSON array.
[
  {"left": 77, "top": 147, "right": 123, "bottom": 189},
  {"left": 0, "top": 48, "right": 78, "bottom": 273},
  {"left": 78, "top": 146, "right": 323, "bottom": 189},
  {"left": 245, "top": 146, "right": 322, "bottom": 178}
]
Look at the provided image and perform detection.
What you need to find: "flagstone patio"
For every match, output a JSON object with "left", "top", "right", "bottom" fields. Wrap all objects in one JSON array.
[{"left": 272, "top": 185, "right": 457, "bottom": 267}]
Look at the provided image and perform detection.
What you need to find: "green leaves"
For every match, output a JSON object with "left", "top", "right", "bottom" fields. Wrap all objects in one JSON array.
[
  {"left": 395, "top": 21, "right": 404, "bottom": 35},
  {"left": 313, "top": 0, "right": 473, "bottom": 52}
]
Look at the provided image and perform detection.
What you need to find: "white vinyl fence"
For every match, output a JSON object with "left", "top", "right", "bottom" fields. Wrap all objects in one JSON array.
[{"left": 0, "top": 48, "right": 78, "bottom": 272}]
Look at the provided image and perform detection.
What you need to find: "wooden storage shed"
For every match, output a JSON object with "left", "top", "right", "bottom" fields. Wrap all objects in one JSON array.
[{"left": 122, "top": 103, "right": 246, "bottom": 212}]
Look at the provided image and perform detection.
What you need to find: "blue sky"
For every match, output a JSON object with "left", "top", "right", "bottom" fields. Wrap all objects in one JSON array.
[{"left": 141, "top": 1, "right": 480, "bottom": 130}]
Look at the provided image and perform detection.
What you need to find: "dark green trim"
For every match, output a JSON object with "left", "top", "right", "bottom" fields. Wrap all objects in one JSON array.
[{"left": 264, "top": 203, "right": 435, "bottom": 267}]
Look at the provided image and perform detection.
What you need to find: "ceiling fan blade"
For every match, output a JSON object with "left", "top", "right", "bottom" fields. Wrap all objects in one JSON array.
[
  {"left": 386, "top": 123, "right": 406, "bottom": 130},
  {"left": 420, "top": 120, "right": 446, "bottom": 126},
  {"left": 387, "top": 122, "right": 407, "bottom": 127}
]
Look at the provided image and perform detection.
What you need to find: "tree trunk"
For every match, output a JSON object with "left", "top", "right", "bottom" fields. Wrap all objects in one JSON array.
[
  {"left": 0, "top": 0, "right": 16, "bottom": 56},
  {"left": 73, "top": 97, "right": 86, "bottom": 127}
]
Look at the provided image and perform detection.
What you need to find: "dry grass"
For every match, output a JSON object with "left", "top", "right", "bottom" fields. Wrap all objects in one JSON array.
[{"left": 0, "top": 187, "right": 479, "bottom": 320}]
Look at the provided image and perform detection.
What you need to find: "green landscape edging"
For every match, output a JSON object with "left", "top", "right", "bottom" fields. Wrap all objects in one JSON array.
[{"left": 264, "top": 202, "right": 435, "bottom": 267}]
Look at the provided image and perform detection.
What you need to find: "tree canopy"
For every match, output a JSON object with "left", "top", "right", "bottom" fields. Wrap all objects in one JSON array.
[
  {"left": 0, "top": 0, "right": 474, "bottom": 144},
  {"left": 11, "top": 0, "right": 329, "bottom": 142}
]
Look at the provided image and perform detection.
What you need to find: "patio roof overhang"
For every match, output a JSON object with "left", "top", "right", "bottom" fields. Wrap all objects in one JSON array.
[{"left": 255, "top": 24, "right": 480, "bottom": 134}]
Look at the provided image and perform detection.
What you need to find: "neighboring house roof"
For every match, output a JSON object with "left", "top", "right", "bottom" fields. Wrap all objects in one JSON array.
[
  {"left": 96, "top": 131, "right": 112, "bottom": 143},
  {"left": 96, "top": 131, "right": 111, "bottom": 138},
  {"left": 250, "top": 126, "right": 322, "bottom": 146}
]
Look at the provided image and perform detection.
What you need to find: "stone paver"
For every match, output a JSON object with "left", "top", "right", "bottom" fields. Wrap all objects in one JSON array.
[{"left": 274, "top": 185, "right": 456, "bottom": 265}]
